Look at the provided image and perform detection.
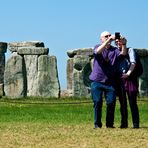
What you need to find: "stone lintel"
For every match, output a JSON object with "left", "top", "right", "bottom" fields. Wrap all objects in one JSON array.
[
  {"left": 135, "top": 48, "right": 148, "bottom": 56},
  {"left": 9, "top": 41, "right": 44, "bottom": 47},
  {"left": 67, "top": 48, "right": 93, "bottom": 58},
  {"left": 8, "top": 41, "right": 45, "bottom": 52},
  {"left": 18, "top": 47, "right": 49, "bottom": 55}
]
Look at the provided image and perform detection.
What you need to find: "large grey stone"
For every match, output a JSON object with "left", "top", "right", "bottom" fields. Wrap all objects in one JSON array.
[
  {"left": 24, "top": 55, "right": 38, "bottom": 96},
  {"left": 4, "top": 53, "right": 25, "bottom": 97},
  {"left": 135, "top": 48, "right": 148, "bottom": 56},
  {"left": 67, "top": 48, "right": 93, "bottom": 58},
  {"left": 8, "top": 41, "right": 44, "bottom": 52},
  {"left": 0, "top": 42, "right": 7, "bottom": 53},
  {"left": 0, "top": 54, "right": 5, "bottom": 83},
  {"left": 0, "top": 42, "right": 7, "bottom": 88},
  {"left": 67, "top": 58, "right": 74, "bottom": 90},
  {"left": 139, "top": 56, "right": 148, "bottom": 96},
  {"left": 3, "top": 41, "right": 61, "bottom": 98},
  {"left": 0, "top": 84, "right": 4, "bottom": 96},
  {"left": 18, "top": 47, "right": 49, "bottom": 55},
  {"left": 66, "top": 47, "right": 148, "bottom": 97},
  {"left": 38, "top": 55, "right": 60, "bottom": 97},
  {"left": 0, "top": 42, "right": 7, "bottom": 84},
  {"left": 9, "top": 41, "right": 45, "bottom": 47},
  {"left": 72, "top": 55, "right": 91, "bottom": 97}
]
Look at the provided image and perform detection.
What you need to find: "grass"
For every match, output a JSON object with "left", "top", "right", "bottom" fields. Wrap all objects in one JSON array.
[{"left": 0, "top": 97, "right": 147, "bottom": 148}]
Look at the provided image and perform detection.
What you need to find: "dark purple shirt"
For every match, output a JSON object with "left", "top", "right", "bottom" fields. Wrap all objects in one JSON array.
[{"left": 89, "top": 44, "right": 120, "bottom": 84}]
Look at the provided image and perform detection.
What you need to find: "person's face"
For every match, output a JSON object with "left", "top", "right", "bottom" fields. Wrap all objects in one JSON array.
[
  {"left": 100, "top": 32, "right": 111, "bottom": 43},
  {"left": 115, "top": 39, "right": 122, "bottom": 48}
]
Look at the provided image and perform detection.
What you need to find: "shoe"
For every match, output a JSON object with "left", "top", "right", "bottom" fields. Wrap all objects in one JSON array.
[
  {"left": 133, "top": 123, "right": 139, "bottom": 129},
  {"left": 106, "top": 126, "right": 115, "bottom": 128},
  {"left": 94, "top": 124, "right": 102, "bottom": 129},
  {"left": 133, "top": 126, "right": 139, "bottom": 129},
  {"left": 120, "top": 125, "right": 128, "bottom": 128}
]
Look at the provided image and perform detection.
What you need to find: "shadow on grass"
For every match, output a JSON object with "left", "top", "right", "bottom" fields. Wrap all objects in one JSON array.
[{"left": 139, "top": 126, "right": 148, "bottom": 129}]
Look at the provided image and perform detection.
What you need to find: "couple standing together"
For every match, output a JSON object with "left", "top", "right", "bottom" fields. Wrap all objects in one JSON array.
[{"left": 89, "top": 31, "right": 140, "bottom": 129}]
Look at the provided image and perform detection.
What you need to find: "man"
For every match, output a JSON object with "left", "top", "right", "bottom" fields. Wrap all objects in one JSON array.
[{"left": 89, "top": 31, "right": 126, "bottom": 128}]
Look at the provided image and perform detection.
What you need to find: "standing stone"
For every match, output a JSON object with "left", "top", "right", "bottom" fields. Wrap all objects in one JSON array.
[
  {"left": 24, "top": 55, "right": 39, "bottom": 96},
  {"left": 139, "top": 55, "right": 148, "bottom": 96},
  {"left": 67, "top": 58, "right": 74, "bottom": 90},
  {"left": 47, "top": 56, "right": 60, "bottom": 97},
  {"left": 0, "top": 54, "right": 5, "bottom": 83},
  {"left": 135, "top": 48, "right": 148, "bottom": 96},
  {"left": 66, "top": 47, "right": 148, "bottom": 97},
  {"left": 38, "top": 55, "right": 60, "bottom": 97},
  {"left": 0, "top": 84, "right": 4, "bottom": 97},
  {"left": 4, "top": 41, "right": 60, "bottom": 98},
  {"left": 66, "top": 48, "right": 93, "bottom": 97},
  {"left": 72, "top": 55, "right": 91, "bottom": 97},
  {"left": 4, "top": 53, "right": 26, "bottom": 97},
  {"left": 0, "top": 42, "right": 7, "bottom": 96}
]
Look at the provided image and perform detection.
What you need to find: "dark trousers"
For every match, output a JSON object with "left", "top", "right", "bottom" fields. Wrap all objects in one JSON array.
[
  {"left": 91, "top": 82, "right": 116, "bottom": 127},
  {"left": 118, "top": 86, "right": 128, "bottom": 127},
  {"left": 119, "top": 87, "right": 139, "bottom": 128}
]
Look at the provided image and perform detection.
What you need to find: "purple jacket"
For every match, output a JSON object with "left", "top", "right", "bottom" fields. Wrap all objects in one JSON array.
[{"left": 89, "top": 44, "right": 120, "bottom": 85}]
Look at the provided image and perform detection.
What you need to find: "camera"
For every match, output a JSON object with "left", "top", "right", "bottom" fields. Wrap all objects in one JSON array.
[{"left": 115, "top": 32, "right": 121, "bottom": 40}]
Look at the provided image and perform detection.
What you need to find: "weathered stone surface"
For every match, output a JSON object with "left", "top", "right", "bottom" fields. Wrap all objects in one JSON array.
[
  {"left": 0, "top": 84, "right": 4, "bottom": 96},
  {"left": 24, "top": 55, "right": 38, "bottom": 96},
  {"left": 67, "top": 58, "right": 74, "bottom": 90},
  {"left": 135, "top": 48, "right": 148, "bottom": 56},
  {"left": 66, "top": 48, "right": 148, "bottom": 97},
  {"left": 60, "top": 89, "right": 73, "bottom": 97},
  {"left": 8, "top": 41, "right": 45, "bottom": 52},
  {"left": 38, "top": 55, "right": 60, "bottom": 97},
  {"left": 0, "top": 42, "right": 7, "bottom": 53},
  {"left": 67, "top": 48, "right": 93, "bottom": 97},
  {"left": 47, "top": 56, "right": 60, "bottom": 97},
  {"left": 0, "top": 42, "right": 7, "bottom": 87},
  {"left": 2, "top": 40, "right": 148, "bottom": 98},
  {"left": 18, "top": 47, "right": 49, "bottom": 55},
  {"left": 9, "top": 41, "right": 45, "bottom": 47},
  {"left": 66, "top": 48, "right": 93, "bottom": 97},
  {"left": 73, "top": 69, "right": 90, "bottom": 97},
  {"left": 0, "top": 54, "right": 5, "bottom": 83},
  {"left": 82, "top": 63, "right": 92, "bottom": 88},
  {"left": 72, "top": 55, "right": 91, "bottom": 97},
  {"left": 4, "top": 53, "right": 25, "bottom": 97},
  {"left": 139, "top": 56, "right": 148, "bottom": 96},
  {"left": 67, "top": 48, "right": 93, "bottom": 58},
  {"left": 134, "top": 48, "right": 148, "bottom": 96},
  {"left": 3, "top": 41, "right": 60, "bottom": 98}
]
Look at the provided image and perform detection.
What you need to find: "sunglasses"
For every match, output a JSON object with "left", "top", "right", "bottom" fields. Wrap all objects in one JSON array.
[{"left": 104, "top": 34, "right": 111, "bottom": 38}]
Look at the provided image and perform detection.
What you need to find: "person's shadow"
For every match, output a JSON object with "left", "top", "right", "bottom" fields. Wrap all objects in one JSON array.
[{"left": 138, "top": 126, "right": 148, "bottom": 129}]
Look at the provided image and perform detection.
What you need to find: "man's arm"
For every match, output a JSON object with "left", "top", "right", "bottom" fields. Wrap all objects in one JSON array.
[{"left": 95, "top": 35, "right": 114, "bottom": 54}]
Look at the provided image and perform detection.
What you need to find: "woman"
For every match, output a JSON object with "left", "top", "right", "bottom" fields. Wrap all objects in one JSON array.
[{"left": 115, "top": 36, "right": 140, "bottom": 128}]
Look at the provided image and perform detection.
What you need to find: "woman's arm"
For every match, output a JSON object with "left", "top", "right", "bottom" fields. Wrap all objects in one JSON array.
[{"left": 122, "top": 48, "right": 136, "bottom": 78}]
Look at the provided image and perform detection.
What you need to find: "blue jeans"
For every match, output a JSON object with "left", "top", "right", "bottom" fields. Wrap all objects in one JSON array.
[{"left": 90, "top": 81, "right": 116, "bottom": 127}]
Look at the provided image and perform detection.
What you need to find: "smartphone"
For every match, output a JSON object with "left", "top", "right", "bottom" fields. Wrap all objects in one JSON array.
[{"left": 115, "top": 32, "right": 120, "bottom": 39}]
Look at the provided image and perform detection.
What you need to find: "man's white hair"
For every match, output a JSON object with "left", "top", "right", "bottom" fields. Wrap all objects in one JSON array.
[{"left": 100, "top": 31, "right": 111, "bottom": 38}]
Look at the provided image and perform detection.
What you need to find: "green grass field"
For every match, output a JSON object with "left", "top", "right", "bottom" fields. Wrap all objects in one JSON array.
[{"left": 0, "top": 97, "right": 147, "bottom": 148}]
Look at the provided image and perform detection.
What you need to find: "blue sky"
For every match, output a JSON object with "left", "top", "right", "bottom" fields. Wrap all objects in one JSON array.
[{"left": 0, "top": 0, "right": 148, "bottom": 89}]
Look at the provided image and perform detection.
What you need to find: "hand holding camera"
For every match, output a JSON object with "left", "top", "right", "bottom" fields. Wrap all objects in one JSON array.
[
  {"left": 115, "top": 32, "right": 127, "bottom": 45},
  {"left": 115, "top": 32, "right": 121, "bottom": 40}
]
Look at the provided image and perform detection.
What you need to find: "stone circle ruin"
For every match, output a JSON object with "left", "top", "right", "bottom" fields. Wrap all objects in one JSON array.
[{"left": 0, "top": 41, "right": 148, "bottom": 98}]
